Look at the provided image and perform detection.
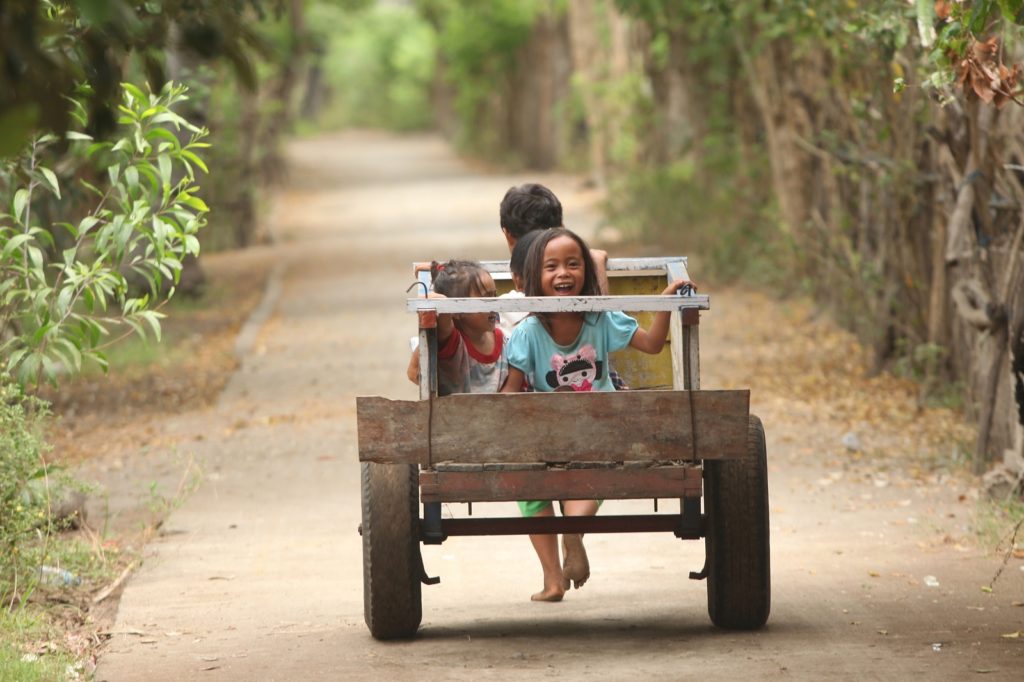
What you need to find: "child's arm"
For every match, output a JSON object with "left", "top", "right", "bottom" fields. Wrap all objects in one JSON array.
[
  {"left": 628, "top": 279, "right": 696, "bottom": 354},
  {"left": 501, "top": 367, "right": 526, "bottom": 393},
  {"left": 591, "top": 248, "right": 610, "bottom": 295},
  {"left": 406, "top": 351, "right": 420, "bottom": 384},
  {"left": 406, "top": 293, "right": 455, "bottom": 384}
]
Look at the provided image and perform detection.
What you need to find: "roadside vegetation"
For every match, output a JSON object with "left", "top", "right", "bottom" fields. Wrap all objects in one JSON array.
[
  {"left": 2, "top": 0, "right": 1023, "bottom": 677},
  {"left": 0, "top": 1, "right": 321, "bottom": 676},
  {"left": 402, "top": 1, "right": 1024, "bottom": 491}
]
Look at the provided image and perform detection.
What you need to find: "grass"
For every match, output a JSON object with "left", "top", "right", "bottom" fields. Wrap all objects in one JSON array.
[
  {"left": 77, "top": 282, "right": 235, "bottom": 376},
  {"left": 975, "top": 495, "right": 1024, "bottom": 554},
  {"left": 0, "top": 610, "right": 80, "bottom": 682}
]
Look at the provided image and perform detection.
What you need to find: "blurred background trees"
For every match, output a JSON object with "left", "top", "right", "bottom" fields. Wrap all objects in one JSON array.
[
  {"left": 3, "top": 0, "right": 1023, "bottom": 474},
  {"left": 388, "top": 0, "right": 1024, "bottom": 482}
]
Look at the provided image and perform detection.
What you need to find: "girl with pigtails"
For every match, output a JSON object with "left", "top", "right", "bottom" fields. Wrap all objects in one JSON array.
[
  {"left": 501, "top": 227, "right": 695, "bottom": 603},
  {"left": 406, "top": 259, "right": 507, "bottom": 396}
]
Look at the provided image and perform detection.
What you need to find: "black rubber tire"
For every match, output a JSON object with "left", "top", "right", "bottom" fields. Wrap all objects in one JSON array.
[
  {"left": 361, "top": 462, "right": 422, "bottom": 640},
  {"left": 703, "top": 414, "right": 771, "bottom": 630}
]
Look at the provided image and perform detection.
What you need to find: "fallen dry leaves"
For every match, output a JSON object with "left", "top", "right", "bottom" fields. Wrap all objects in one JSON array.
[{"left": 710, "top": 287, "right": 976, "bottom": 475}]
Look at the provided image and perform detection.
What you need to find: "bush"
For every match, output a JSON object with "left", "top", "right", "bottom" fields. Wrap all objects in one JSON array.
[
  {"left": 0, "top": 383, "right": 51, "bottom": 605},
  {"left": 0, "top": 82, "right": 210, "bottom": 385}
]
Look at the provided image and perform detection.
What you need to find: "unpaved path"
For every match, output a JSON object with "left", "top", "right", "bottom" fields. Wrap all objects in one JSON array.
[{"left": 92, "top": 130, "right": 1023, "bottom": 680}]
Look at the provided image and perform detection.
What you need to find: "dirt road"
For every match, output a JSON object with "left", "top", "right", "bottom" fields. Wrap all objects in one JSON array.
[{"left": 93, "top": 130, "right": 1023, "bottom": 680}]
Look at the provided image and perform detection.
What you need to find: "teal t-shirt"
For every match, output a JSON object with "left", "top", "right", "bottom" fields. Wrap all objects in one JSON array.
[{"left": 506, "top": 312, "right": 638, "bottom": 392}]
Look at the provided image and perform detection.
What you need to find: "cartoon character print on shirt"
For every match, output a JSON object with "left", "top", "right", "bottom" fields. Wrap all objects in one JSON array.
[{"left": 546, "top": 345, "right": 604, "bottom": 392}]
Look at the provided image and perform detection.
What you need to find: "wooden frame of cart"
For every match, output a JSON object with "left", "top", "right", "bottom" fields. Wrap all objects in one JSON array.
[{"left": 356, "top": 257, "right": 770, "bottom": 639}]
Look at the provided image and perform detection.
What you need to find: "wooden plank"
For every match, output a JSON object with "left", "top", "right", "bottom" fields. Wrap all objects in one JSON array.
[
  {"left": 406, "top": 294, "right": 710, "bottom": 315},
  {"left": 356, "top": 389, "right": 749, "bottom": 465},
  {"left": 608, "top": 276, "right": 675, "bottom": 389},
  {"left": 433, "top": 462, "right": 547, "bottom": 472},
  {"left": 419, "top": 466, "right": 702, "bottom": 503}
]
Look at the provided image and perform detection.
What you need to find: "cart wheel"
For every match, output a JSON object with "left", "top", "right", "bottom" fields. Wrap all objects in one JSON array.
[
  {"left": 361, "top": 462, "right": 422, "bottom": 639},
  {"left": 703, "top": 415, "right": 770, "bottom": 630}
]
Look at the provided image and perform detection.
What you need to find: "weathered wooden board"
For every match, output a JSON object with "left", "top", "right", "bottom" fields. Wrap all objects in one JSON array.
[
  {"left": 357, "top": 389, "right": 749, "bottom": 465},
  {"left": 406, "top": 294, "right": 709, "bottom": 314},
  {"left": 419, "top": 465, "right": 702, "bottom": 503}
]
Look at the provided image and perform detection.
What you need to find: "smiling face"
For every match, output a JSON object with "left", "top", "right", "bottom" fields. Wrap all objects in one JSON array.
[
  {"left": 540, "top": 235, "right": 586, "bottom": 297},
  {"left": 455, "top": 270, "right": 498, "bottom": 335}
]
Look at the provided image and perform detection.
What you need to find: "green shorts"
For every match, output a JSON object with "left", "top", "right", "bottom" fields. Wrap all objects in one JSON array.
[{"left": 517, "top": 500, "right": 603, "bottom": 517}]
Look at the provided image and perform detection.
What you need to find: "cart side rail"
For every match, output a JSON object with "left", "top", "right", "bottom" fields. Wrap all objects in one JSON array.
[
  {"left": 405, "top": 293, "right": 709, "bottom": 315},
  {"left": 357, "top": 389, "right": 749, "bottom": 466}
]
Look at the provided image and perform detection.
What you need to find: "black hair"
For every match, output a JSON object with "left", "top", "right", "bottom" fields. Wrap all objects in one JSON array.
[
  {"left": 430, "top": 259, "right": 490, "bottom": 298},
  {"left": 510, "top": 229, "right": 542, "bottom": 278},
  {"left": 499, "top": 183, "right": 563, "bottom": 239},
  {"left": 521, "top": 228, "right": 599, "bottom": 298}
]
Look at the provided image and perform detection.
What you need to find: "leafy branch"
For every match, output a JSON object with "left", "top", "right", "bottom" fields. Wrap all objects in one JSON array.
[{"left": 0, "top": 81, "right": 210, "bottom": 386}]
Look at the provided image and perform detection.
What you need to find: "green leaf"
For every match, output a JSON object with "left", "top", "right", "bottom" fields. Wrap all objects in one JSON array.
[
  {"left": 124, "top": 317, "right": 144, "bottom": 340},
  {"left": 125, "top": 165, "right": 139, "bottom": 188},
  {"left": 30, "top": 322, "right": 55, "bottom": 346},
  {"left": 66, "top": 131, "right": 93, "bottom": 141},
  {"left": 145, "top": 127, "right": 181, "bottom": 150},
  {"left": 56, "top": 284, "right": 75, "bottom": 315},
  {"left": 80, "top": 179, "right": 104, "bottom": 197},
  {"left": 12, "top": 189, "right": 28, "bottom": 223},
  {"left": 122, "top": 82, "right": 147, "bottom": 106},
  {"left": 157, "top": 154, "right": 172, "bottom": 186},
  {"left": 40, "top": 167, "right": 61, "bottom": 199},
  {"left": 78, "top": 215, "right": 100, "bottom": 235},
  {"left": 2, "top": 233, "right": 33, "bottom": 259},
  {"left": 140, "top": 310, "right": 163, "bottom": 342},
  {"left": 7, "top": 348, "right": 28, "bottom": 372},
  {"left": 180, "top": 195, "right": 209, "bottom": 212},
  {"left": 26, "top": 247, "right": 44, "bottom": 273},
  {"left": 54, "top": 338, "right": 83, "bottom": 373},
  {"left": 180, "top": 149, "right": 209, "bottom": 174},
  {"left": 56, "top": 221, "right": 78, "bottom": 238},
  {"left": 136, "top": 163, "right": 160, "bottom": 194},
  {"left": 91, "top": 350, "right": 109, "bottom": 373}
]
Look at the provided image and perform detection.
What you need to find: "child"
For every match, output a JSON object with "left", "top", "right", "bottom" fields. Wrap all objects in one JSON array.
[
  {"left": 496, "top": 228, "right": 542, "bottom": 335},
  {"left": 499, "top": 183, "right": 609, "bottom": 293},
  {"left": 406, "top": 260, "right": 506, "bottom": 395},
  {"left": 500, "top": 228, "right": 693, "bottom": 602}
]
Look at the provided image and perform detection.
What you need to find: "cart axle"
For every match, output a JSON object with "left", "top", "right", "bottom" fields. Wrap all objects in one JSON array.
[{"left": 424, "top": 513, "right": 705, "bottom": 539}]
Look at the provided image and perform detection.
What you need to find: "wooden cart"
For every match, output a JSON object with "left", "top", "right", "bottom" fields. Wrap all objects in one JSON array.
[{"left": 356, "top": 257, "right": 769, "bottom": 639}]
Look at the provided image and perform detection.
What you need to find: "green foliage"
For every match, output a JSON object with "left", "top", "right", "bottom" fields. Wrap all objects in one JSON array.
[
  {"left": 311, "top": 2, "right": 437, "bottom": 131},
  {"left": 0, "top": 82, "right": 209, "bottom": 386},
  {"left": 416, "top": 0, "right": 550, "bottom": 152},
  {"left": 0, "top": 0, "right": 284, "bottom": 156},
  {"left": 0, "top": 384, "right": 51, "bottom": 606}
]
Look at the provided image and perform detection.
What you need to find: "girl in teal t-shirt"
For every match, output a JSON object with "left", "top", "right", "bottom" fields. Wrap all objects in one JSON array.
[{"left": 500, "top": 227, "right": 694, "bottom": 603}]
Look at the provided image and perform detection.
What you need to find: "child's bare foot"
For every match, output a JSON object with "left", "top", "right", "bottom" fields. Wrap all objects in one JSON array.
[
  {"left": 561, "top": 534, "right": 590, "bottom": 589},
  {"left": 530, "top": 584, "right": 565, "bottom": 602}
]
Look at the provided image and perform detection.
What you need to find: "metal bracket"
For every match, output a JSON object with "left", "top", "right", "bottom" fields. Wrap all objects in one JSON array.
[
  {"left": 674, "top": 496, "right": 702, "bottom": 540},
  {"left": 421, "top": 501, "right": 446, "bottom": 544},
  {"left": 417, "top": 547, "right": 440, "bottom": 586}
]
